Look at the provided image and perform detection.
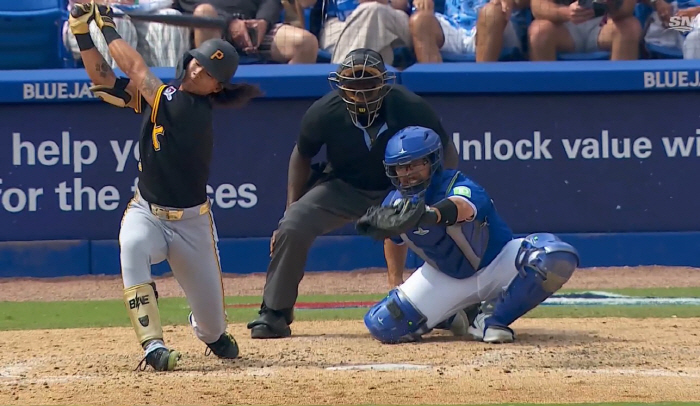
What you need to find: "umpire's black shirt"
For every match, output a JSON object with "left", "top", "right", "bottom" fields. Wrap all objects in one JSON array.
[
  {"left": 137, "top": 84, "right": 214, "bottom": 208},
  {"left": 297, "top": 85, "right": 451, "bottom": 191}
]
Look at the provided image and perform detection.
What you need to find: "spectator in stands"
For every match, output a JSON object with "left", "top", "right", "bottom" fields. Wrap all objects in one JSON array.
[
  {"left": 173, "top": 0, "right": 319, "bottom": 63},
  {"left": 641, "top": 0, "right": 700, "bottom": 59},
  {"left": 64, "top": 0, "right": 190, "bottom": 67},
  {"left": 528, "top": 0, "right": 641, "bottom": 60},
  {"left": 301, "top": 0, "right": 412, "bottom": 65},
  {"left": 408, "top": 0, "right": 530, "bottom": 62}
]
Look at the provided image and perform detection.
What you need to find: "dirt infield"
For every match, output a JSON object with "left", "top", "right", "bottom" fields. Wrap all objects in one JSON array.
[{"left": 1, "top": 266, "right": 700, "bottom": 405}]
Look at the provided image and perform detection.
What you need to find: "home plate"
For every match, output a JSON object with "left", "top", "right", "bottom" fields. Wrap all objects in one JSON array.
[{"left": 326, "top": 363, "right": 431, "bottom": 371}]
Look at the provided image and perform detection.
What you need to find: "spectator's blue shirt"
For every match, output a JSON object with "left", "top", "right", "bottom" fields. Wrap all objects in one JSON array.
[
  {"left": 676, "top": 0, "right": 699, "bottom": 9},
  {"left": 382, "top": 170, "right": 514, "bottom": 279},
  {"left": 442, "top": 0, "right": 490, "bottom": 31},
  {"left": 325, "top": 0, "right": 360, "bottom": 21}
]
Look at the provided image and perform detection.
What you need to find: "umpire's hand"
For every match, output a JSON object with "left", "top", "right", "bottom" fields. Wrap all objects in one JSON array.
[{"left": 270, "top": 229, "right": 279, "bottom": 257}]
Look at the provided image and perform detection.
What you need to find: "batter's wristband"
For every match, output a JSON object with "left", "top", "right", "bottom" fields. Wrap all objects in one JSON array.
[
  {"left": 101, "top": 26, "right": 122, "bottom": 45},
  {"left": 75, "top": 33, "right": 95, "bottom": 51}
]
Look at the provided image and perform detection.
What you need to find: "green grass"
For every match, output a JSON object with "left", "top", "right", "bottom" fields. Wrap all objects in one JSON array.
[
  {"left": 1, "top": 289, "right": 699, "bottom": 331},
  {"left": 561, "top": 287, "right": 700, "bottom": 298}
]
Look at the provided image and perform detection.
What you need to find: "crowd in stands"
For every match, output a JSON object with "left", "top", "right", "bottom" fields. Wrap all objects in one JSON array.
[{"left": 8, "top": 0, "right": 700, "bottom": 70}]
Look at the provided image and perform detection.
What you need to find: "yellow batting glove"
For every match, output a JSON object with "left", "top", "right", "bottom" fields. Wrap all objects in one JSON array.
[
  {"left": 68, "top": 2, "right": 95, "bottom": 35},
  {"left": 93, "top": 1, "right": 117, "bottom": 31}
]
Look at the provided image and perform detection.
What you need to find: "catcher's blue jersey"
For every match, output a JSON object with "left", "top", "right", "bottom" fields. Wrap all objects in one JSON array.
[{"left": 382, "top": 170, "right": 514, "bottom": 279}]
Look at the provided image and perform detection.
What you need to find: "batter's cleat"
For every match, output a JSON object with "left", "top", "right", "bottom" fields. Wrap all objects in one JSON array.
[
  {"left": 205, "top": 332, "right": 240, "bottom": 359},
  {"left": 467, "top": 312, "right": 515, "bottom": 344},
  {"left": 135, "top": 347, "right": 181, "bottom": 372},
  {"left": 247, "top": 306, "right": 292, "bottom": 339}
]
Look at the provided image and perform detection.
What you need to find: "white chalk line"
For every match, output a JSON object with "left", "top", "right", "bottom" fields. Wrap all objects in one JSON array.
[
  {"left": 567, "top": 368, "right": 700, "bottom": 378},
  {"left": 326, "top": 363, "right": 431, "bottom": 371},
  {"left": 0, "top": 361, "right": 96, "bottom": 385}
]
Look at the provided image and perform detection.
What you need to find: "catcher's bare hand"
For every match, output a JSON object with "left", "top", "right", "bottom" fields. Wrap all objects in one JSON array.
[{"left": 356, "top": 198, "right": 426, "bottom": 240}]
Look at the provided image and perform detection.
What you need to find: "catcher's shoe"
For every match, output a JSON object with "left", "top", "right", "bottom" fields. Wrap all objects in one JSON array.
[
  {"left": 467, "top": 312, "right": 515, "bottom": 344},
  {"left": 205, "top": 332, "right": 240, "bottom": 359},
  {"left": 483, "top": 326, "right": 515, "bottom": 344},
  {"left": 247, "top": 305, "right": 292, "bottom": 339},
  {"left": 135, "top": 347, "right": 181, "bottom": 372}
]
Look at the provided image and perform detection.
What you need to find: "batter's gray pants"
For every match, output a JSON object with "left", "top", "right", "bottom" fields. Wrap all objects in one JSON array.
[
  {"left": 263, "top": 177, "right": 389, "bottom": 311},
  {"left": 120, "top": 188, "right": 227, "bottom": 344}
]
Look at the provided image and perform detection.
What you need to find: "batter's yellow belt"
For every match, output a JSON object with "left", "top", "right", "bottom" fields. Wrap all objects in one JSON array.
[{"left": 134, "top": 188, "right": 210, "bottom": 221}]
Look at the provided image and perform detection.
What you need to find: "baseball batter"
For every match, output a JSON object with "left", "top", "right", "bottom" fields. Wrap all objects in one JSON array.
[
  {"left": 357, "top": 126, "right": 580, "bottom": 344},
  {"left": 69, "top": 1, "right": 260, "bottom": 371}
]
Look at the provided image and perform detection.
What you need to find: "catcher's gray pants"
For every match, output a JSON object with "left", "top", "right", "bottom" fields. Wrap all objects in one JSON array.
[
  {"left": 120, "top": 188, "right": 227, "bottom": 345},
  {"left": 263, "top": 178, "right": 388, "bottom": 310}
]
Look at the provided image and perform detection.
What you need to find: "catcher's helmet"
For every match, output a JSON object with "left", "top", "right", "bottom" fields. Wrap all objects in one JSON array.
[
  {"left": 176, "top": 38, "right": 240, "bottom": 91},
  {"left": 384, "top": 126, "right": 443, "bottom": 198},
  {"left": 328, "top": 48, "right": 396, "bottom": 128}
]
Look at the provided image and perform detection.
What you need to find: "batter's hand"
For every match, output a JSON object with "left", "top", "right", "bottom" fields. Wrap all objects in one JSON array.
[
  {"left": 93, "top": 1, "right": 117, "bottom": 30},
  {"left": 69, "top": 2, "right": 95, "bottom": 35}
]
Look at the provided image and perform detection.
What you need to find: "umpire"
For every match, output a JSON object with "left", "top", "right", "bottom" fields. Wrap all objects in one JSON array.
[{"left": 247, "top": 48, "right": 459, "bottom": 339}]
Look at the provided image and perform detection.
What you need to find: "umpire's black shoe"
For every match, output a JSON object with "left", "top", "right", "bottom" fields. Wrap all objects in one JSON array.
[
  {"left": 247, "top": 306, "right": 293, "bottom": 339},
  {"left": 205, "top": 332, "right": 240, "bottom": 359}
]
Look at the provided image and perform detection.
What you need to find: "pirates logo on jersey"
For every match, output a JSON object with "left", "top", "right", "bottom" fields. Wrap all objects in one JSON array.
[{"left": 164, "top": 86, "right": 177, "bottom": 101}]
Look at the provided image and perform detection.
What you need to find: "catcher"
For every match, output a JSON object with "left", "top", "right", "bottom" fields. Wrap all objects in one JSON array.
[{"left": 357, "top": 126, "right": 581, "bottom": 344}]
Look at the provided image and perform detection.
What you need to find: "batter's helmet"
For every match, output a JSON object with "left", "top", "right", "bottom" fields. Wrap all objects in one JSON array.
[
  {"left": 176, "top": 38, "right": 240, "bottom": 90},
  {"left": 328, "top": 48, "right": 396, "bottom": 128}
]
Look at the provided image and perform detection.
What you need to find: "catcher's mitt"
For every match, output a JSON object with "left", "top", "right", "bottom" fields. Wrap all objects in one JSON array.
[{"left": 356, "top": 198, "right": 427, "bottom": 240}]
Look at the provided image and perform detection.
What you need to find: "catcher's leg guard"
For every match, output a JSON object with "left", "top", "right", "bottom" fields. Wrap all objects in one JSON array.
[
  {"left": 124, "top": 282, "right": 164, "bottom": 347},
  {"left": 364, "top": 289, "right": 428, "bottom": 344},
  {"left": 486, "top": 233, "right": 579, "bottom": 331}
]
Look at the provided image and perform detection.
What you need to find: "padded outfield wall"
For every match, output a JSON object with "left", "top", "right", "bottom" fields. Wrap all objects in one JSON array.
[{"left": 1, "top": 61, "right": 700, "bottom": 277}]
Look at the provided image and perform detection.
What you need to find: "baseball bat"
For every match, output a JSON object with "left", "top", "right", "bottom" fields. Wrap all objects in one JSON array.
[{"left": 114, "top": 11, "right": 230, "bottom": 30}]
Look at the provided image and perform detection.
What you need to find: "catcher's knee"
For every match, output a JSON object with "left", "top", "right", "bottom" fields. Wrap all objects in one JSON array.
[
  {"left": 517, "top": 233, "right": 579, "bottom": 292},
  {"left": 124, "top": 282, "right": 164, "bottom": 347},
  {"left": 364, "top": 289, "right": 428, "bottom": 344}
]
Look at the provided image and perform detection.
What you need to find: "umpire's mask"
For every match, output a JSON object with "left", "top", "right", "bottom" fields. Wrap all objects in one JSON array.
[{"left": 328, "top": 48, "right": 396, "bottom": 128}]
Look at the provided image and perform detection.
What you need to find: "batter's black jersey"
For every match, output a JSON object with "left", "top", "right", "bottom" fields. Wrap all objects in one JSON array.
[
  {"left": 297, "top": 84, "right": 451, "bottom": 191},
  {"left": 137, "top": 84, "right": 214, "bottom": 208}
]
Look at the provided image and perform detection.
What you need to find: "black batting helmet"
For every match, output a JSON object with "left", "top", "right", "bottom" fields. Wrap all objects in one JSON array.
[
  {"left": 328, "top": 48, "right": 396, "bottom": 128},
  {"left": 176, "top": 38, "right": 240, "bottom": 90}
]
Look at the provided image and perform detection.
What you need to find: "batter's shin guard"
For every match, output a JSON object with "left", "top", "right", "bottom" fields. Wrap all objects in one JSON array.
[{"left": 124, "top": 282, "right": 164, "bottom": 348}]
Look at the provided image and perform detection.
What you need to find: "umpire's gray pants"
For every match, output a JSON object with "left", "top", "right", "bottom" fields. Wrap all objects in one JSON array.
[{"left": 263, "top": 178, "right": 389, "bottom": 310}]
